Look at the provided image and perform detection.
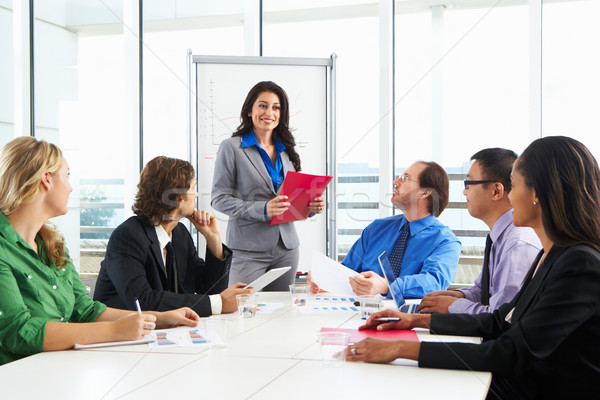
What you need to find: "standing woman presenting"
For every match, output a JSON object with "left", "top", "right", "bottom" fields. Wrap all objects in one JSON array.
[{"left": 211, "top": 81, "right": 325, "bottom": 291}]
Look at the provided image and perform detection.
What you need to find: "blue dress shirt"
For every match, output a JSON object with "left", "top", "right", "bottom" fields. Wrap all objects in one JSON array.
[
  {"left": 241, "top": 131, "right": 285, "bottom": 192},
  {"left": 242, "top": 131, "right": 286, "bottom": 219},
  {"left": 342, "top": 214, "right": 461, "bottom": 299}
]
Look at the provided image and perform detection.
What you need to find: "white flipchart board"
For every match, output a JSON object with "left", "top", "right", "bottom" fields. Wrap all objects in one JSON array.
[{"left": 191, "top": 55, "right": 335, "bottom": 269}]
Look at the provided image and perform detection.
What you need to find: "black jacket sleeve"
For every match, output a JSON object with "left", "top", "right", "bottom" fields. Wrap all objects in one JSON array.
[
  {"left": 419, "top": 246, "right": 600, "bottom": 383},
  {"left": 95, "top": 218, "right": 231, "bottom": 317}
]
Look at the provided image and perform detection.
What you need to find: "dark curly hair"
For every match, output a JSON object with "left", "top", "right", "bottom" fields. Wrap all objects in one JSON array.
[
  {"left": 232, "top": 81, "right": 301, "bottom": 172},
  {"left": 132, "top": 156, "right": 195, "bottom": 225}
]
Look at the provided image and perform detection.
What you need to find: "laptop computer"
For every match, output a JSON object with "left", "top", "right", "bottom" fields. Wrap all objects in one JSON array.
[{"left": 377, "top": 251, "right": 419, "bottom": 314}]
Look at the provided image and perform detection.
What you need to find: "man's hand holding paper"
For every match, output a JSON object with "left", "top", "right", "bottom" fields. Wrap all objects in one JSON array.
[
  {"left": 349, "top": 271, "right": 389, "bottom": 296},
  {"left": 309, "top": 252, "right": 358, "bottom": 297}
]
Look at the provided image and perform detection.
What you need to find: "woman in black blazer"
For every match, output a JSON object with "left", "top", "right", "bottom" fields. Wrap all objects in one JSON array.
[{"left": 347, "top": 136, "right": 600, "bottom": 399}]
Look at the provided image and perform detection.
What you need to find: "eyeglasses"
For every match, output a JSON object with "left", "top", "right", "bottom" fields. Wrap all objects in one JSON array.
[
  {"left": 463, "top": 180, "right": 496, "bottom": 189},
  {"left": 397, "top": 174, "right": 417, "bottom": 183}
]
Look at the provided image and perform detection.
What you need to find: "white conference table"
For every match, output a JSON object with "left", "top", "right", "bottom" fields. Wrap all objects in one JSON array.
[{"left": 0, "top": 292, "right": 490, "bottom": 400}]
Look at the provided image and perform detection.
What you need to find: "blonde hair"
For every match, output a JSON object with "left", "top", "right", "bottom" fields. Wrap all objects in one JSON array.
[{"left": 0, "top": 137, "right": 70, "bottom": 268}]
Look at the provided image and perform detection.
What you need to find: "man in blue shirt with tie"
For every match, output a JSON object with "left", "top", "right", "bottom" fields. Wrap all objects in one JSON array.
[{"left": 316, "top": 161, "right": 461, "bottom": 299}]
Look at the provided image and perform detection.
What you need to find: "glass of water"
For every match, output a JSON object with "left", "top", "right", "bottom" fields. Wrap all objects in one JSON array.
[
  {"left": 236, "top": 294, "right": 256, "bottom": 318},
  {"left": 317, "top": 332, "right": 351, "bottom": 367},
  {"left": 289, "top": 284, "right": 308, "bottom": 306},
  {"left": 359, "top": 295, "right": 381, "bottom": 319}
]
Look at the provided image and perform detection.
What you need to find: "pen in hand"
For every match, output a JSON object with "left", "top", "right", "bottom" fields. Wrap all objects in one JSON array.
[
  {"left": 134, "top": 298, "right": 155, "bottom": 332},
  {"left": 134, "top": 298, "right": 142, "bottom": 314}
]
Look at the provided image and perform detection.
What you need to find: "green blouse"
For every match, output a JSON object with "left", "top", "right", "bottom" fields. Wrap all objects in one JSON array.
[{"left": 0, "top": 214, "right": 107, "bottom": 365}]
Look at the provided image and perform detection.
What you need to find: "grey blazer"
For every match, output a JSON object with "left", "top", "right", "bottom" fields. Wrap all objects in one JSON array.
[{"left": 211, "top": 136, "right": 300, "bottom": 253}]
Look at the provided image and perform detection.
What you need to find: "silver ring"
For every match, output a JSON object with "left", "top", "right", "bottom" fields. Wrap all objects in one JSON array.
[
  {"left": 350, "top": 347, "right": 357, "bottom": 355},
  {"left": 144, "top": 322, "right": 153, "bottom": 330}
]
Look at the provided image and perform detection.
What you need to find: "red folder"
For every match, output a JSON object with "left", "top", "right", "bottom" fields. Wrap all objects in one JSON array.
[
  {"left": 269, "top": 171, "right": 333, "bottom": 225},
  {"left": 320, "top": 327, "right": 419, "bottom": 344}
]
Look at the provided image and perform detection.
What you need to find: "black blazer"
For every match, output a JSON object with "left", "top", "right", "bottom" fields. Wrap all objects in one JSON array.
[
  {"left": 419, "top": 245, "right": 600, "bottom": 398},
  {"left": 94, "top": 216, "right": 231, "bottom": 317}
]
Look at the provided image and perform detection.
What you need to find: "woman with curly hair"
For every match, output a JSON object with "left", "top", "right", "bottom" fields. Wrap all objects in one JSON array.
[{"left": 95, "top": 156, "right": 251, "bottom": 317}]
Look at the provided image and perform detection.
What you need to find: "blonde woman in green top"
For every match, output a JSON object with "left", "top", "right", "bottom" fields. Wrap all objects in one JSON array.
[{"left": 0, "top": 137, "right": 200, "bottom": 365}]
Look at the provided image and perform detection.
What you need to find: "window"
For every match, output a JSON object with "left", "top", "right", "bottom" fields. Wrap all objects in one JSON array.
[
  {"left": 142, "top": 0, "right": 244, "bottom": 164},
  {"left": 542, "top": 0, "right": 600, "bottom": 156},
  {"left": 15, "top": 0, "right": 594, "bottom": 287},
  {"left": 0, "top": 1, "right": 13, "bottom": 148},
  {"left": 33, "top": 0, "right": 129, "bottom": 274},
  {"left": 395, "top": 1, "right": 530, "bottom": 285},
  {"left": 263, "top": 1, "right": 380, "bottom": 260}
]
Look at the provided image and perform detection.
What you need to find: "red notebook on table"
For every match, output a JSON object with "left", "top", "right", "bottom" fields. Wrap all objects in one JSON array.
[
  {"left": 320, "top": 327, "right": 419, "bottom": 344},
  {"left": 269, "top": 171, "right": 332, "bottom": 225}
]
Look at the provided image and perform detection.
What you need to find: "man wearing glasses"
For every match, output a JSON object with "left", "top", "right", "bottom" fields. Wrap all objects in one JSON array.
[
  {"left": 311, "top": 161, "right": 461, "bottom": 299},
  {"left": 418, "top": 148, "right": 541, "bottom": 314}
]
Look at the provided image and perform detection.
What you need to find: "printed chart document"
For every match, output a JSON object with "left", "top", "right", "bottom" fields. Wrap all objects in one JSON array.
[
  {"left": 256, "top": 302, "right": 285, "bottom": 314},
  {"left": 310, "top": 252, "right": 358, "bottom": 297},
  {"left": 270, "top": 171, "right": 332, "bottom": 225},
  {"left": 298, "top": 304, "right": 359, "bottom": 315},
  {"left": 320, "top": 327, "right": 419, "bottom": 344},
  {"left": 74, "top": 336, "right": 154, "bottom": 350},
  {"left": 149, "top": 325, "right": 211, "bottom": 348}
]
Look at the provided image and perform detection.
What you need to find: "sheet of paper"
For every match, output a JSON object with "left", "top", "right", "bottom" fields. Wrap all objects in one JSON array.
[
  {"left": 74, "top": 336, "right": 154, "bottom": 350},
  {"left": 320, "top": 327, "right": 419, "bottom": 344},
  {"left": 244, "top": 266, "right": 291, "bottom": 292},
  {"left": 310, "top": 252, "right": 358, "bottom": 297},
  {"left": 270, "top": 171, "right": 332, "bottom": 225}
]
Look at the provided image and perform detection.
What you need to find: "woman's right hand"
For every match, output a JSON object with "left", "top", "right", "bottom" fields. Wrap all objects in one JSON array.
[
  {"left": 111, "top": 312, "right": 157, "bottom": 341},
  {"left": 358, "top": 309, "right": 413, "bottom": 331},
  {"left": 266, "top": 195, "right": 290, "bottom": 218}
]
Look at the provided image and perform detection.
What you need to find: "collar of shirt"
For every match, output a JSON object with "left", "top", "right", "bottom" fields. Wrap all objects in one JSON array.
[
  {"left": 398, "top": 214, "right": 437, "bottom": 237},
  {"left": 0, "top": 213, "right": 52, "bottom": 263},
  {"left": 0, "top": 213, "right": 26, "bottom": 246},
  {"left": 490, "top": 208, "right": 514, "bottom": 243},
  {"left": 242, "top": 130, "right": 286, "bottom": 192},
  {"left": 154, "top": 224, "right": 172, "bottom": 264},
  {"left": 241, "top": 130, "right": 286, "bottom": 153}
]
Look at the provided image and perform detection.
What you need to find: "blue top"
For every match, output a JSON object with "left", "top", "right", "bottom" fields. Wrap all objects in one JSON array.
[
  {"left": 342, "top": 214, "right": 461, "bottom": 299},
  {"left": 242, "top": 131, "right": 285, "bottom": 192}
]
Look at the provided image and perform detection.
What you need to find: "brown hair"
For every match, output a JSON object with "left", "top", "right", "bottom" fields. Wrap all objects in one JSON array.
[
  {"left": 0, "top": 137, "right": 69, "bottom": 268},
  {"left": 418, "top": 161, "right": 449, "bottom": 217},
  {"left": 133, "top": 156, "right": 195, "bottom": 225},
  {"left": 516, "top": 136, "right": 600, "bottom": 252},
  {"left": 232, "top": 81, "right": 301, "bottom": 172}
]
